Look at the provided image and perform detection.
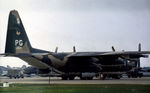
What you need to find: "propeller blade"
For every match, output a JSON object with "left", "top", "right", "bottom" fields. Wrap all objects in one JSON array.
[
  {"left": 73, "top": 46, "right": 76, "bottom": 52},
  {"left": 138, "top": 43, "right": 141, "bottom": 52},
  {"left": 55, "top": 47, "right": 58, "bottom": 53},
  {"left": 112, "top": 46, "right": 115, "bottom": 52}
]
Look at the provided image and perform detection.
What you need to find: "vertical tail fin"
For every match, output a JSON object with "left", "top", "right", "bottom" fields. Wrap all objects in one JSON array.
[{"left": 5, "top": 10, "right": 32, "bottom": 54}]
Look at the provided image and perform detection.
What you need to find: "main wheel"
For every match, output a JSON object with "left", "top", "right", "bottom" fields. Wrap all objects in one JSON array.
[
  {"left": 80, "top": 77, "right": 86, "bottom": 80},
  {"left": 69, "top": 76, "right": 75, "bottom": 80},
  {"left": 87, "top": 77, "right": 93, "bottom": 80},
  {"left": 62, "top": 76, "right": 68, "bottom": 80}
]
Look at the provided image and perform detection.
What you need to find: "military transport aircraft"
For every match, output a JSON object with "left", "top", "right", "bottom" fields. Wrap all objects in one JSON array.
[{"left": 1, "top": 10, "right": 150, "bottom": 80}]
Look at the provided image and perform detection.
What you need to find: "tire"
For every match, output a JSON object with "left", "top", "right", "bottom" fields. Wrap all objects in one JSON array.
[
  {"left": 80, "top": 77, "right": 86, "bottom": 80},
  {"left": 62, "top": 76, "right": 68, "bottom": 80},
  {"left": 87, "top": 77, "right": 93, "bottom": 80},
  {"left": 69, "top": 76, "right": 75, "bottom": 80},
  {"left": 128, "top": 75, "right": 130, "bottom": 78},
  {"left": 9, "top": 76, "right": 12, "bottom": 79}
]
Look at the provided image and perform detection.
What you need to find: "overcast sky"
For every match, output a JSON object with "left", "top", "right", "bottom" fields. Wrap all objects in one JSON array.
[{"left": 0, "top": 0, "right": 150, "bottom": 67}]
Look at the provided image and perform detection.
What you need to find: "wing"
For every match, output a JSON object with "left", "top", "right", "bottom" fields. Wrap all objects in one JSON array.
[
  {"left": 67, "top": 51, "right": 150, "bottom": 59},
  {"left": 1, "top": 51, "right": 150, "bottom": 60}
]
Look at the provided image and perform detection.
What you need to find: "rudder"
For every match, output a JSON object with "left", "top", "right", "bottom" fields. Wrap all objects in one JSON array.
[{"left": 5, "top": 10, "right": 32, "bottom": 54}]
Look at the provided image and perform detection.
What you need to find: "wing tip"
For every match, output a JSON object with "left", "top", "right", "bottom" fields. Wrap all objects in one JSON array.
[{"left": 10, "top": 9, "right": 20, "bottom": 18}]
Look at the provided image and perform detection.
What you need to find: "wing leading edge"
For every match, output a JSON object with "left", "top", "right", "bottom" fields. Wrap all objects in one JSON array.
[
  {"left": 67, "top": 51, "right": 150, "bottom": 58},
  {"left": 1, "top": 51, "right": 149, "bottom": 58}
]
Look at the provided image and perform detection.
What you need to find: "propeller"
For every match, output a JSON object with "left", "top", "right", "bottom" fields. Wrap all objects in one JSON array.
[
  {"left": 73, "top": 46, "right": 76, "bottom": 52},
  {"left": 138, "top": 43, "right": 141, "bottom": 52},
  {"left": 137, "top": 43, "right": 141, "bottom": 68},
  {"left": 112, "top": 46, "right": 115, "bottom": 52},
  {"left": 55, "top": 47, "right": 58, "bottom": 53},
  {"left": 112, "top": 43, "right": 142, "bottom": 68},
  {"left": 137, "top": 59, "right": 140, "bottom": 68}
]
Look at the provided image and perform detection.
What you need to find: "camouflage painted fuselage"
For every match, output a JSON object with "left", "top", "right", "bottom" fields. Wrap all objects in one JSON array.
[{"left": 19, "top": 50, "right": 127, "bottom": 74}]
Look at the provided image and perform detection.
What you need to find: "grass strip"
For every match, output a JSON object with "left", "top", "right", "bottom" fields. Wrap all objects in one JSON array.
[{"left": 0, "top": 84, "right": 150, "bottom": 93}]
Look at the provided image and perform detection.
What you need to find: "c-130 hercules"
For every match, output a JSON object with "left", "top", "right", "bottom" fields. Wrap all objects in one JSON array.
[{"left": 1, "top": 10, "right": 150, "bottom": 80}]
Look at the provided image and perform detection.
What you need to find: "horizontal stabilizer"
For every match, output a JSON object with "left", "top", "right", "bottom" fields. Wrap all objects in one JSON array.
[{"left": 0, "top": 53, "right": 50, "bottom": 57}]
